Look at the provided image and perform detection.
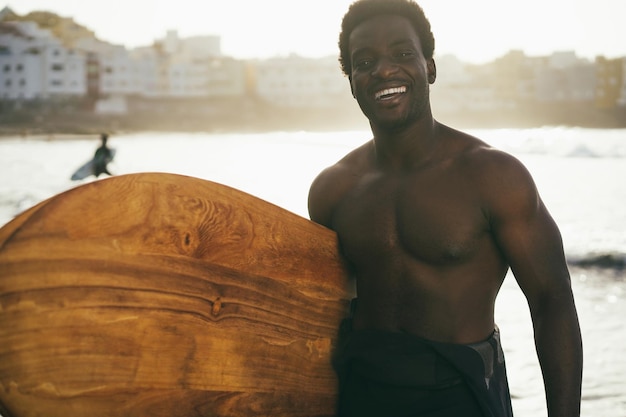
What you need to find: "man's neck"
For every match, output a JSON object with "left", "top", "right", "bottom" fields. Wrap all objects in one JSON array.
[{"left": 370, "top": 116, "right": 440, "bottom": 171}]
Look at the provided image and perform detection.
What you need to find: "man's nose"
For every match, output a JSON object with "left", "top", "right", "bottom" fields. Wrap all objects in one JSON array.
[{"left": 371, "top": 57, "right": 398, "bottom": 78}]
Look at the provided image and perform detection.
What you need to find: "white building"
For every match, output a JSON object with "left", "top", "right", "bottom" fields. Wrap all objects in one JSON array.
[
  {"left": 154, "top": 30, "right": 246, "bottom": 98},
  {"left": 430, "top": 54, "right": 474, "bottom": 113},
  {"left": 44, "top": 44, "right": 86, "bottom": 96},
  {"left": 128, "top": 46, "right": 162, "bottom": 97},
  {"left": 255, "top": 55, "right": 350, "bottom": 108},
  {"left": 160, "top": 30, "right": 221, "bottom": 59},
  {"left": 168, "top": 57, "right": 206, "bottom": 97},
  {"left": 0, "top": 20, "right": 87, "bottom": 99},
  {"left": 205, "top": 57, "right": 246, "bottom": 97},
  {"left": 99, "top": 45, "right": 143, "bottom": 96},
  {"left": 547, "top": 51, "right": 589, "bottom": 69}
]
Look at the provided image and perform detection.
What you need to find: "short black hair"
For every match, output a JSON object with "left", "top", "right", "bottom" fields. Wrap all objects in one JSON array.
[{"left": 338, "top": 0, "right": 435, "bottom": 76}]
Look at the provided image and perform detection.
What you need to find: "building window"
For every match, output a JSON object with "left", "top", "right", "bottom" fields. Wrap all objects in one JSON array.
[
  {"left": 16, "top": 64, "right": 24, "bottom": 71},
  {"left": 51, "top": 63, "right": 64, "bottom": 71},
  {"left": 3, "top": 64, "right": 9, "bottom": 72}
]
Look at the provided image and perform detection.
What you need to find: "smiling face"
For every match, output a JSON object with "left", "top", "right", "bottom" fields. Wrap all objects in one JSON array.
[{"left": 348, "top": 14, "right": 436, "bottom": 131}]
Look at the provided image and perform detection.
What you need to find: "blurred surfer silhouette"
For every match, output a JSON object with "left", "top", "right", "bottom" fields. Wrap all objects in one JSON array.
[
  {"left": 93, "top": 133, "right": 114, "bottom": 177},
  {"left": 70, "top": 133, "right": 116, "bottom": 181}
]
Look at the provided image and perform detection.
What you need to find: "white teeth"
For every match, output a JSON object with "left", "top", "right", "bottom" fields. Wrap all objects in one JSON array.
[{"left": 375, "top": 86, "right": 407, "bottom": 100}]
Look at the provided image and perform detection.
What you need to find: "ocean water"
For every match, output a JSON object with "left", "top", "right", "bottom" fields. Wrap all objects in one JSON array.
[{"left": 0, "top": 127, "right": 625, "bottom": 416}]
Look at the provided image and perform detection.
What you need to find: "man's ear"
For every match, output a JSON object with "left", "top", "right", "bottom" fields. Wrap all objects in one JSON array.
[{"left": 428, "top": 59, "right": 436, "bottom": 84}]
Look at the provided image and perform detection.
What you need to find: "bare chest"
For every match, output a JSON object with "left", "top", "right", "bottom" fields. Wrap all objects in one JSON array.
[{"left": 333, "top": 170, "right": 489, "bottom": 266}]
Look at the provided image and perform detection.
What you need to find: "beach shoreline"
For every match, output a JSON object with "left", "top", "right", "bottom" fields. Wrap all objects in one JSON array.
[{"left": 2, "top": 97, "right": 625, "bottom": 139}]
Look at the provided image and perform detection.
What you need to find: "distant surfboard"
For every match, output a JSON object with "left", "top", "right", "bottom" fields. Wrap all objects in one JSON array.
[
  {"left": 0, "top": 173, "right": 353, "bottom": 417},
  {"left": 70, "top": 148, "right": 116, "bottom": 180}
]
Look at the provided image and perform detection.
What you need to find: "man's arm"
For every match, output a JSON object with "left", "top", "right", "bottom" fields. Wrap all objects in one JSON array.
[
  {"left": 308, "top": 167, "right": 337, "bottom": 228},
  {"left": 486, "top": 152, "right": 583, "bottom": 417}
]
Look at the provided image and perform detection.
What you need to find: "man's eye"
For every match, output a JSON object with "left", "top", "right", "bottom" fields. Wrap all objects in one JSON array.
[{"left": 355, "top": 59, "right": 373, "bottom": 69}]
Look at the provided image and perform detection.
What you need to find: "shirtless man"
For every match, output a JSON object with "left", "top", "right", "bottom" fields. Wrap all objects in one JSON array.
[{"left": 308, "top": 1, "right": 582, "bottom": 416}]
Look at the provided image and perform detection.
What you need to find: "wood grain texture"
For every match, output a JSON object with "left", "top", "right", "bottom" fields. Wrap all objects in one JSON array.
[{"left": 0, "top": 173, "right": 354, "bottom": 417}]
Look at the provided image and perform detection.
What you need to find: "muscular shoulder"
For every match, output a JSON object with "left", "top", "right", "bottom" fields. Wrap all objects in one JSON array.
[
  {"left": 433, "top": 124, "right": 540, "bottom": 226},
  {"left": 308, "top": 141, "right": 372, "bottom": 227},
  {"left": 458, "top": 136, "right": 541, "bottom": 227}
]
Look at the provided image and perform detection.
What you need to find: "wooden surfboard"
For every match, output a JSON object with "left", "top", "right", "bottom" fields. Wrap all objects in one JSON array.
[{"left": 0, "top": 173, "right": 354, "bottom": 417}]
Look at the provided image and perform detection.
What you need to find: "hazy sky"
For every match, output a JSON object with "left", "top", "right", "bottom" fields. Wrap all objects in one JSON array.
[{"left": 5, "top": 0, "right": 626, "bottom": 63}]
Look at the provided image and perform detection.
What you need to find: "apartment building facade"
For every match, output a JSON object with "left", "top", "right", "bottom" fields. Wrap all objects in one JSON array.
[
  {"left": 595, "top": 56, "right": 625, "bottom": 109},
  {"left": 254, "top": 55, "right": 350, "bottom": 108},
  {"left": 0, "top": 20, "right": 87, "bottom": 100},
  {"left": 0, "top": 15, "right": 247, "bottom": 106}
]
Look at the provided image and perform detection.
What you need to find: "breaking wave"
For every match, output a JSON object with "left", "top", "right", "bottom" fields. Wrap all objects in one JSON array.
[{"left": 568, "top": 252, "right": 626, "bottom": 271}]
